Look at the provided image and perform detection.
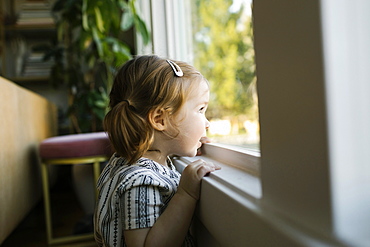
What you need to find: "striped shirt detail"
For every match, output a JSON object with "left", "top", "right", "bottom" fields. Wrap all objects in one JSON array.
[{"left": 94, "top": 155, "right": 195, "bottom": 247}]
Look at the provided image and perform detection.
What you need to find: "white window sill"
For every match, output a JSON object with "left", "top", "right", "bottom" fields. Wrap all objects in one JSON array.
[
  {"left": 172, "top": 143, "right": 344, "bottom": 246},
  {"left": 172, "top": 143, "right": 265, "bottom": 245},
  {"left": 173, "top": 143, "right": 262, "bottom": 200}
]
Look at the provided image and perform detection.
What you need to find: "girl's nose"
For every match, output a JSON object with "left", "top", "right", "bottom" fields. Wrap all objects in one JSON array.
[{"left": 205, "top": 119, "right": 210, "bottom": 130}]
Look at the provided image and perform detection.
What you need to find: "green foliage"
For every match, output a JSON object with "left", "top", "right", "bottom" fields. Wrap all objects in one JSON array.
[
  {"left": 192, "top": 0, "right": 257, "bottom": 122},
  {"left": 47, "top": 0, "right": 149, "bottom": 133}
]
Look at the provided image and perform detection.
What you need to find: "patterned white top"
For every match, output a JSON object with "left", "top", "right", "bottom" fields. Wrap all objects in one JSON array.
[{"left": 94, "top": 155, "right": 196, "bottom": 247}]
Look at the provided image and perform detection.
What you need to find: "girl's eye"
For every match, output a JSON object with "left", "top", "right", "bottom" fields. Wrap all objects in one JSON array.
[{"left": 199, "top": 107, "right": 205, "bottom": 113}]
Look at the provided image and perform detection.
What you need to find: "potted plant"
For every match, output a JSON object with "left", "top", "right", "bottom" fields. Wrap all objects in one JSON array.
[{"left": 47, "top": 0, "right": 149, "bottom": 133}]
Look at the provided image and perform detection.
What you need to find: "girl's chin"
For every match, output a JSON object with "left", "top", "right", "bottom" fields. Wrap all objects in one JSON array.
[
  {"left": 184, "top": 150, "right": 198, "bottom": 157},
  {"left": 181, "top": 148, "right": 199, "bottom": 158},
  {"left": 174, "top": 144, "right": 202, "bottom": 157}
]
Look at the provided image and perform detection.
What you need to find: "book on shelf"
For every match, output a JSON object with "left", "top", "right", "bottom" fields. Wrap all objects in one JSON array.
[
  {"left": 16, "top": 0, "right": 55, "bottom": 26},
  {"left": 4, "top": 36, "right": 27, "bottom": 77},
  {"left": 5, "top": 37, "right": 53, "bottom": 79},
  {"left": 22, "top": 42, "right": 53, "bottom": 77}
]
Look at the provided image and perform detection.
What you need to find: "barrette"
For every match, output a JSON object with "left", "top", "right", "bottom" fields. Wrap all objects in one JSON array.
[{"left": 166, "top": 60, "right": 184, "bottom": 77}]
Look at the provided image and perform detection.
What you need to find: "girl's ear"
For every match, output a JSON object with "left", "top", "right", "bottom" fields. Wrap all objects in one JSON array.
[{"left": 148, "top": 108, "right": 167, "bottom": 131}]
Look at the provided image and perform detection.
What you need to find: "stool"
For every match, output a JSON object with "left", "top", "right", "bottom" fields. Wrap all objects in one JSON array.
[{"left": 39, "top": 132, "right": 112, "bottom": 246}]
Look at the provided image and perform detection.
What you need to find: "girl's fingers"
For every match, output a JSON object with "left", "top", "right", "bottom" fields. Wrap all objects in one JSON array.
[
  {"left": 197, "top": 137, "right": 212, "bottom": 156},
  {"left": 179, "top": 160, "right": 221, "bottom": 200},
  {"left": 199, "top": 136, "right": 212, "bottom": 144},
  {"left": 187, "top": 159, "right": 221, "bottom": 178}
]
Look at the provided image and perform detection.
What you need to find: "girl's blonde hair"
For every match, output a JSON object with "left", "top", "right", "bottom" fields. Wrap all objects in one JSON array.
[{"left": 104, "top": 55, "right": 206, "bottom": 164}]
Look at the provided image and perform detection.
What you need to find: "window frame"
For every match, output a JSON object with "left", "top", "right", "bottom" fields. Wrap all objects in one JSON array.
[
  {"left": 135, "top": 0, "right": 370, "bottom": 246},
  {"left": 136, "top": 0, "right": 194, "bottom": 63}
]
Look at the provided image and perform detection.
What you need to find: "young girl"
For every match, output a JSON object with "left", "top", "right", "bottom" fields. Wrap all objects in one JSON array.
[{"left": 94, "top": 55, "right": 220, "bottom": 247}]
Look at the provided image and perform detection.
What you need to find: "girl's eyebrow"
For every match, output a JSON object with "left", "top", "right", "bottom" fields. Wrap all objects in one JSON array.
[{"left": 196, "top": 101, "right": 208, "bottom": 107}]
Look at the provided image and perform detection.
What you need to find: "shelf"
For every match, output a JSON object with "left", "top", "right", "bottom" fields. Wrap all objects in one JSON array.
[
  {"left": 4, "top": 23, "right": 55, "bottom": 30},
  {"left": 1, "top": 0, "right": 56, "bottom": 84},
  {"left": 6, "top": 75, "right": 50, "bottom": 82}
]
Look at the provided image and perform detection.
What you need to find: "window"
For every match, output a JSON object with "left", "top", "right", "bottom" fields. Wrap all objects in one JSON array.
[
  {"left": 136, "top": 0, "right": 259, "bottom": 153},
  {"left": 190, "top": 0, "right": 258, "bottom": 151},
  {"left": 136, "top": 0, "right": 370, "bottom": 246}
]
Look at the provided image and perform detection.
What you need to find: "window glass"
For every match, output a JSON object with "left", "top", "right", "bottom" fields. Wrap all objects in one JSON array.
[{"left": 190, "top": 0, "right": 259, "bottom": 151}]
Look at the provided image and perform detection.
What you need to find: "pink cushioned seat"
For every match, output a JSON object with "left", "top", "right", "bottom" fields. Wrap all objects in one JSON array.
[{"left": 39, "top": 132, "right": 113, "bottom": 159}]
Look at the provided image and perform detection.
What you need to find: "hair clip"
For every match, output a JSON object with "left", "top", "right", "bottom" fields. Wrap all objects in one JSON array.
[{"left": 166, "top": 60, "right": 184, "bottom": 77}]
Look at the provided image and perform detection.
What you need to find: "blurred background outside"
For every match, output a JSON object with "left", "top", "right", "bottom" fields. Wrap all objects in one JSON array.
[{"left": 191, "top": 0, "right": 259, "bottom": 151}]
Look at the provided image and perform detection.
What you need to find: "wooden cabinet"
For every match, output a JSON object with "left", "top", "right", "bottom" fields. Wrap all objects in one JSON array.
[{"left": 0, "top": 0, "right": 56, "bottom": 83}]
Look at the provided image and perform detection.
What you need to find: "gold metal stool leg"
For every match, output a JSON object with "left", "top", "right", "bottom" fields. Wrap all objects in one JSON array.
[
  {"left": 92, "top": 160, "right": 101, "bottom": 200},
  {"left": 40, "top": 156, "right": 108, "bottom": 246},
  {"left": 41, "top": 162, "right": 53, "bottom": 243}
]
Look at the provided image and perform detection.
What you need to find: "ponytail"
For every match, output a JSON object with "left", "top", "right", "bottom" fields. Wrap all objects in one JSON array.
[{"left": 104, "top": 100, "right": 154, "bottom": 165}]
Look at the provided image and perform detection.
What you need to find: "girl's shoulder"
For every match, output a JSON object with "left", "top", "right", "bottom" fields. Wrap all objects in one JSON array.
[
  {"left": 97, "top": 155, "right": 180, "bottom": 194},
  {"left": 108, "top": 155, "right": 174, "bottom": 173},
  {"left": 100, "top": 155, "right": 180, "bottom": 186}
]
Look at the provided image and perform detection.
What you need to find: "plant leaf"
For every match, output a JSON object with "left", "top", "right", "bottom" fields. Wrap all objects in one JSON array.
[
  {"left": 94, "top": 7, "right": 105, "bottom": 32},
  {"left": 95, "top": 100, "right": 106, "bottom": 108},
  {"left": 92, "top": 27, "right": 103, "bottom": 57},
  {"left": 134, "top": 14, "right": 150, "bottom": 44},
  {"left": 82, "top": 0, "right": 89, "bottom": 30},
  {"left": 121, "top": 8, "right": 134, "bottom": 31}
]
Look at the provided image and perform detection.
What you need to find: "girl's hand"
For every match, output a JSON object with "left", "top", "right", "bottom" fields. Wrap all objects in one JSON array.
[
  {"left": 177, "top": 159, "right": 221, "bottom": 200},
  {"left": 196, "top": 136, "right": 212, "bottom": 156}
]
